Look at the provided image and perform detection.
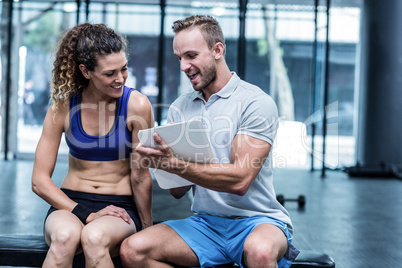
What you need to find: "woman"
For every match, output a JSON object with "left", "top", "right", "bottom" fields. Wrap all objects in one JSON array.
[{"left": 31, "top": 23, "right": 153, "bottom": 267}]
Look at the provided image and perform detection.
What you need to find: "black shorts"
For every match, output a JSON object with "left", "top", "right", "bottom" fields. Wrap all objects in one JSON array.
[{"left": 46, "top": 188, "right": 141, "bottom": 231}]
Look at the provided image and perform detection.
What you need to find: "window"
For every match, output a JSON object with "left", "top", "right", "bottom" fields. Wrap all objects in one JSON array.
[{"left": 0, "top": 0, "right": 361, "bottom": 170}]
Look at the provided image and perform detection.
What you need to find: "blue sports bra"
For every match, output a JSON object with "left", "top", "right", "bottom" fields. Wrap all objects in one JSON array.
[{"left": 65, "top": 86, "right": 134, "bottom": 161}]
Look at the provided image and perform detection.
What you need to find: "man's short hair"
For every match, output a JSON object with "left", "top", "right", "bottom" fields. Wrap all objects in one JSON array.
[{"left": 172, "top": 15, "right": 225, "bottom": 53}]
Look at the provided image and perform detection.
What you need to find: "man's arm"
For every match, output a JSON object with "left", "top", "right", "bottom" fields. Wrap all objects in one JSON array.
[{"left": 136, "top": 133, "right": 271, "bottom": 196}]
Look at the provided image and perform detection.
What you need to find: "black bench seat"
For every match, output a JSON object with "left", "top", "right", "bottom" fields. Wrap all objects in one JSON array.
[
  {"left": 0, "top": 235, "right": 122, "bottom": 267},
  {"left": 0, "top": 235, "right": 334, "bottom": 267}
]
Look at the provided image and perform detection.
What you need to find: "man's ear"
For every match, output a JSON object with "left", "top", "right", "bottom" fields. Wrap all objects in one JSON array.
[
  {"left": 213, "top": 42, "right": 225, "bottom": 60},
  {"left": 79, "top": 64, "right": 91, "bottom": 79}
]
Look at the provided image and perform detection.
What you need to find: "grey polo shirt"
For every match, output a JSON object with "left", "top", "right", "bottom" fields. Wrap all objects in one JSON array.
[{"left": 167, "top": 72, "right": 293, "bottom": 234}]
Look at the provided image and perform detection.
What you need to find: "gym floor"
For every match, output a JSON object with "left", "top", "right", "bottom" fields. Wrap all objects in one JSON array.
[{"left": 1, "top": 159, "right": 401, "bottom": 268}]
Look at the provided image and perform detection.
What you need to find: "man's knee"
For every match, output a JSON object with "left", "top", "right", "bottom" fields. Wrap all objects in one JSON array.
[
  {"left": 120, "top": 234, "right": 147, "bottom": 266},
  {"left": 244, "top": 242, "right": 279, "bottom": 267},
  {"left": 121, "top": 224, "right": 179, "bottom": 267}
]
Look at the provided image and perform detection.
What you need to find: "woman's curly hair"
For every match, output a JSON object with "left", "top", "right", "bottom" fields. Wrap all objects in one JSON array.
[{"left": 51, "top": 23, "right": 128, "bottom": 115}]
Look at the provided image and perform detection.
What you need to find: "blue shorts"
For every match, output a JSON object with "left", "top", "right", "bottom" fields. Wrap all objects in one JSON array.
[
  {"left": 163, "top": 214, "right": 299, "bottom": 268},
  {"left": 45, "top": 188, "right": 141, "bottom": 231}
]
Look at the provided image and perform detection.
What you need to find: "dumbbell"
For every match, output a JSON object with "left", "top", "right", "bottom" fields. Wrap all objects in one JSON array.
[{"left": 276, "top": 194, "right": 306, "bottom": 208}]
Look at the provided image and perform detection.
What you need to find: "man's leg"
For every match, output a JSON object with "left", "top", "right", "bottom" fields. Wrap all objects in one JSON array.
[
  {"left": 243, "top": 223, "right": 288, "bottom": 268},
  {"left": 120, "top": 223, "right": 199, "bottom": 268}
]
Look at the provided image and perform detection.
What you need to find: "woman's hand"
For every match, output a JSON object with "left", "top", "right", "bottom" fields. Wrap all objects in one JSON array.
[{"left": 86, "top": 205, "right": 131, "bottom": 224}]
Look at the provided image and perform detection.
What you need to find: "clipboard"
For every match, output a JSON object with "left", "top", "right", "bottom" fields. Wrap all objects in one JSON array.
[{"left": 137, "top": 120, "right": 216, "bottom": 189}]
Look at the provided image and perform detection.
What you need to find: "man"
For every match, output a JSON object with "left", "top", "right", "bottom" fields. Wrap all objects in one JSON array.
[{"left": 121, "top": 15, "right": 299, "bottom": 268}]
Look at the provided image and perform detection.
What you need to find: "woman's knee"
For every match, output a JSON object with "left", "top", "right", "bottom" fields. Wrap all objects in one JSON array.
[
  {"left": 81, "top": 225, "right": 109, "bottom": 250},
  {"left": 47, "top": 227, "right": 81, "bottom": 261},
  {"left": 49, "top": 225, "right": 81, "bottom": 247}
]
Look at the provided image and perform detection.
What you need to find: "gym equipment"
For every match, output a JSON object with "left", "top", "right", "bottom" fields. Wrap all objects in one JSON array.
[{"left": 277, "top": 194, "right": 306, "bottom": 208}]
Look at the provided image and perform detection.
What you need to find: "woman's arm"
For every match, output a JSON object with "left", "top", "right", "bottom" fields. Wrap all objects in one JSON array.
[
  {"left": 31, "top": 103, "right": 78, "bottom": 211},
  {"left": 128, "top": 91, "right": 154, "bottom": 229}
]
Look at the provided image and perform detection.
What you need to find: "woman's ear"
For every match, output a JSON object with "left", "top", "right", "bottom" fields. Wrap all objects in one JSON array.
[
  {"left": 213, "top": 42, "right": 225, "bottom": 60},
  {"left": 79, "top": 64, "right": 91, "bottom": 79}
]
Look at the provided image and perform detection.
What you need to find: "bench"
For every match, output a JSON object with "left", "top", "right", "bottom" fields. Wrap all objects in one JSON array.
[
  {"left": 0, "top": 235, "right": 123, "bottom": 267},
  {"left": 0, "top": 235, "right": 335, "bottom": 267}
]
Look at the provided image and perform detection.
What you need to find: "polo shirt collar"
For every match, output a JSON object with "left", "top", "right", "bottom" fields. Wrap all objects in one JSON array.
[{"left": 191, "top": 72, "right": 240, "bottom": 101}]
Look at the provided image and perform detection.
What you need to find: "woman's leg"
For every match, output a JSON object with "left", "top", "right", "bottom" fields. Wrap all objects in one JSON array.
[
  {"left": 43, "top": 210, "right": 83, "bottom": 268},
  {"left": 80, "top": 215, "right": 136, "bottom": 268}
]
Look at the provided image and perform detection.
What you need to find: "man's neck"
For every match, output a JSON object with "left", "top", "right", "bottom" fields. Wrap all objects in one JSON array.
[{"left": 202, "top": 67, "right": 232, "bottom": 101}]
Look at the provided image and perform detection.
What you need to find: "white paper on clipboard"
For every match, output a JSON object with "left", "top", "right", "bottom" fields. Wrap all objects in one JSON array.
[{"left": 137, "top": 120, "right": 216, "bottom": 189}]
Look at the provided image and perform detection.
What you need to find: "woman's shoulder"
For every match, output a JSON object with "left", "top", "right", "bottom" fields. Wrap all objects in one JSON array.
[
  {"left": 127, "top": 89, "right": 153, "bottom": 117},
  {"left": 45, "top": 98, "right": 70, "bottom": 129},
  {"left": 128, "top": 89, "right": 151, "bottom": 106},
  {"left": 54, "top": 98, "right": 70, "bottom": 115},
  {"left": 125, "top": 89, "right": 154, "bottom": 130}
]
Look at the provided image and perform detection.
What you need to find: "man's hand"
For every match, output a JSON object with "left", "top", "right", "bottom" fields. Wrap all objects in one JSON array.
[{"left": 135, "top": 132, "right": 184, "bottom": 172}]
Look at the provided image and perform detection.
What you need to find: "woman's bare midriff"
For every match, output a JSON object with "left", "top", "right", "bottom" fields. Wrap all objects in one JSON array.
[{"left": 60, "top": 154, "right": 133, "bottom": 196}]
